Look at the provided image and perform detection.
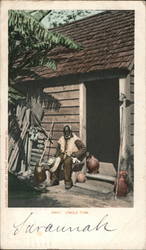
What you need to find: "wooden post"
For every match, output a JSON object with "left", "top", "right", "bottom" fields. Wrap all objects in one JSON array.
[
  {"left": 115, "top": 75, "right": 132, "bottom": 199},
  {"left": 79, "top": 83, "right": 86, "bottom": 144},
  {"left": 79, "top": 83, "right": 86, "bottom": 174},
  {"left": 119, "top": 75, "right": 131, "bottom": 159}
]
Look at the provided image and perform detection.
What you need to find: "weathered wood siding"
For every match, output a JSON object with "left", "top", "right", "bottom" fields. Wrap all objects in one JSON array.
[
  {"left": 129, "top": 66, "right": 134, "bottom": 152},
  {"left": 41, "top": 84, "right": 80, "bottom": 157},
  {"left": 120, "top": 66, "right": 134, "bottom": 155}
]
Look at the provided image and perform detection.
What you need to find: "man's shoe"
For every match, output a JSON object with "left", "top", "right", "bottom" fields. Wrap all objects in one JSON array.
[{"left": 65, "top": 183, "right": 73, "bottom": 190}]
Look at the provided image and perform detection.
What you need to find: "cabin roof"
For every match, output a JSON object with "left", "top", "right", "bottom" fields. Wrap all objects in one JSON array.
[{"left": 17, "top": 10, "right": 134, "bottom": 83}]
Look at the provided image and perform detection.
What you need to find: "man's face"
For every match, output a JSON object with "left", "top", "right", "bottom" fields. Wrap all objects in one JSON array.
[{"left": 63, "top": 126, "right": 71, "bottom": 139}]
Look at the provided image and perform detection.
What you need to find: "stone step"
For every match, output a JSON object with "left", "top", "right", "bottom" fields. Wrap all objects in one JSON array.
[
  {"left": 74, "top": 179, "right": 114, "bottom": 194},
  {"left": 74, "top": 161, "right": 116, "bottom": 194},
  {"left": 86, "top": 173, "right": 115, "bottom": 183},
  {"left": 97, "top": 162, "right": 116, "bottom": 177}
]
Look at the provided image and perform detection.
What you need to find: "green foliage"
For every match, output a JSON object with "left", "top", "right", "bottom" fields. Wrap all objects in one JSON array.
[
  {"left": 9, "top": 10, "right": 81, "bottom": 49},
  {"left": 8, "top": 87, "right": 25, "bottom": 105},
  {"left": 8, "top": 10, "right": 81, "bottom": 105},
  {"left": 9, "top": 10, "right": 81, "bottom": 82},
  {"left": 30, "top": 10, "right": 52, "bottom": 22}
]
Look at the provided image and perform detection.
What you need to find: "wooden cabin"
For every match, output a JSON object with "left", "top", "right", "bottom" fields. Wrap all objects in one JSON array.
[{"left": 14, "top": 10, "right": 134, "bottom": 175}]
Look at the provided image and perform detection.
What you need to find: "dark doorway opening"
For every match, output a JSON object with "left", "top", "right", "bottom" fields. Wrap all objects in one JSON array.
[{"left": 86, "top": 79, "right": 120, "bottom": 170}]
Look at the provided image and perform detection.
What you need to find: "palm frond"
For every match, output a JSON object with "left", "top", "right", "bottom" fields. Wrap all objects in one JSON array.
[
  {"left": 32, "top": 10, "right": 52, "bottom": 22},
  {"left": 8, "top": 86, "right": 25, "bottom": 105},
  {"left": 8, "top": 10, "right": 81, "bottom": 50}
]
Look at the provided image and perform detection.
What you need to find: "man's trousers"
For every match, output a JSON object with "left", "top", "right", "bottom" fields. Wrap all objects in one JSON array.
[{"left": 51, "top": 154, "right": 73, "bottom": 187}]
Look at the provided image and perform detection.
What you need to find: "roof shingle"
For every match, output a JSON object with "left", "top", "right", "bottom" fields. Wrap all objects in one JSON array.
[{"left": 18, "top": 10, "right": 134, "bottom": 82}]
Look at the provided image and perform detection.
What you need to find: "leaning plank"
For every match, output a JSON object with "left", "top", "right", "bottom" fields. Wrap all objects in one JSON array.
[
  {"left": 27, "top": 139, "right": 32, "bottom": 166},
  {"left": 36, "top": 144, "right": 44, "bottom": 149},
  {"left": 10, "top": 153, "right": 19, "bottom": 173},
  {"left": 30, "top": 156, "right": 41, "bottom": 162},
  {"left": 86, "top": 173, "right": 116, "bottom": 183},
  {"left": 31, "top": 152, "right": 42, "bottom": 158},
  {"left": 9, "top": 109, "right": 31, "bottom": 172},
  {"left": 37, "top": 139, "right": 45, "bottom": 144},
  {"left": 17, "top": 106, "right": 27, "bottom": 128},
  {"left": 30, "top": 161, "right": 38, "bottom": 166},
  {"left": 31, "top": 148, "right": 43, "bottom": 154}
]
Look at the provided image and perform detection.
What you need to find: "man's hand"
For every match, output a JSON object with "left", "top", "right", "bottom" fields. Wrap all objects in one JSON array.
[
  {"left": 71, "top": 152, "right": 77, "bottom": 157},
  {"left": 72, "top": 157, "right": 80, "bottom": 164}
]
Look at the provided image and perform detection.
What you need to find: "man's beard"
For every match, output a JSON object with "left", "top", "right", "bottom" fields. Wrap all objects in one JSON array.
[{"left": 64, "top": 133, "right": 72, "bottom": 139}]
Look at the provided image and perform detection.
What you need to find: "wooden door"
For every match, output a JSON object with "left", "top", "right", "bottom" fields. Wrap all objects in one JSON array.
[{"left": 86, "top": 79, "right": 120, "bottom": 168}]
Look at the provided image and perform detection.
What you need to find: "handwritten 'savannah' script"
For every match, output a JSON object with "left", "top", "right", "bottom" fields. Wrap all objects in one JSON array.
[{"left": 13, "top": 212, "right": 117, "bottom": 235}]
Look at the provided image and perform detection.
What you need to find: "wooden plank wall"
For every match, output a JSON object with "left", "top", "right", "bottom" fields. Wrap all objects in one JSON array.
[
  {"left": 129, "top": 66, "right": 134, "bottom": 152},
  {"left": 29, "top": 132, "right": 46, "bottom": 170},
  {"left": 41, "top": 84, "right": 80, "bottom": 157}
]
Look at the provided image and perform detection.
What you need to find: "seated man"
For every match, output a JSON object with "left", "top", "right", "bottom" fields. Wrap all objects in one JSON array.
[{"left": 51, "top": 125, "right": 86, "bottom": 189}]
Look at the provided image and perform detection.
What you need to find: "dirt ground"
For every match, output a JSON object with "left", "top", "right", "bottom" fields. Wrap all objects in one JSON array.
[{"left": 9, "top": 180, "right": 133, "bottom": 208}]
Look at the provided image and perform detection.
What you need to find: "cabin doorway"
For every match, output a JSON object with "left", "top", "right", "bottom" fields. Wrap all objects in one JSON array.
[{"left": 86, "top": 79, "right": 120, "bottom": 169}]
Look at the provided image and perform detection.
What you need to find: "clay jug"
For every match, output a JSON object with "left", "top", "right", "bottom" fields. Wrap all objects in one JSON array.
[
  {"left": 77, "top": 172, "right": 86, "bottom": 183},
  {"left": 34, "top": 163, "right": 47, "bottom": 184},
  {"left": 114, "top": 170, "right": 128, "bottom": 196},
  {"left": 87, "top": 155, "right": 100, "bottom": 173}
]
